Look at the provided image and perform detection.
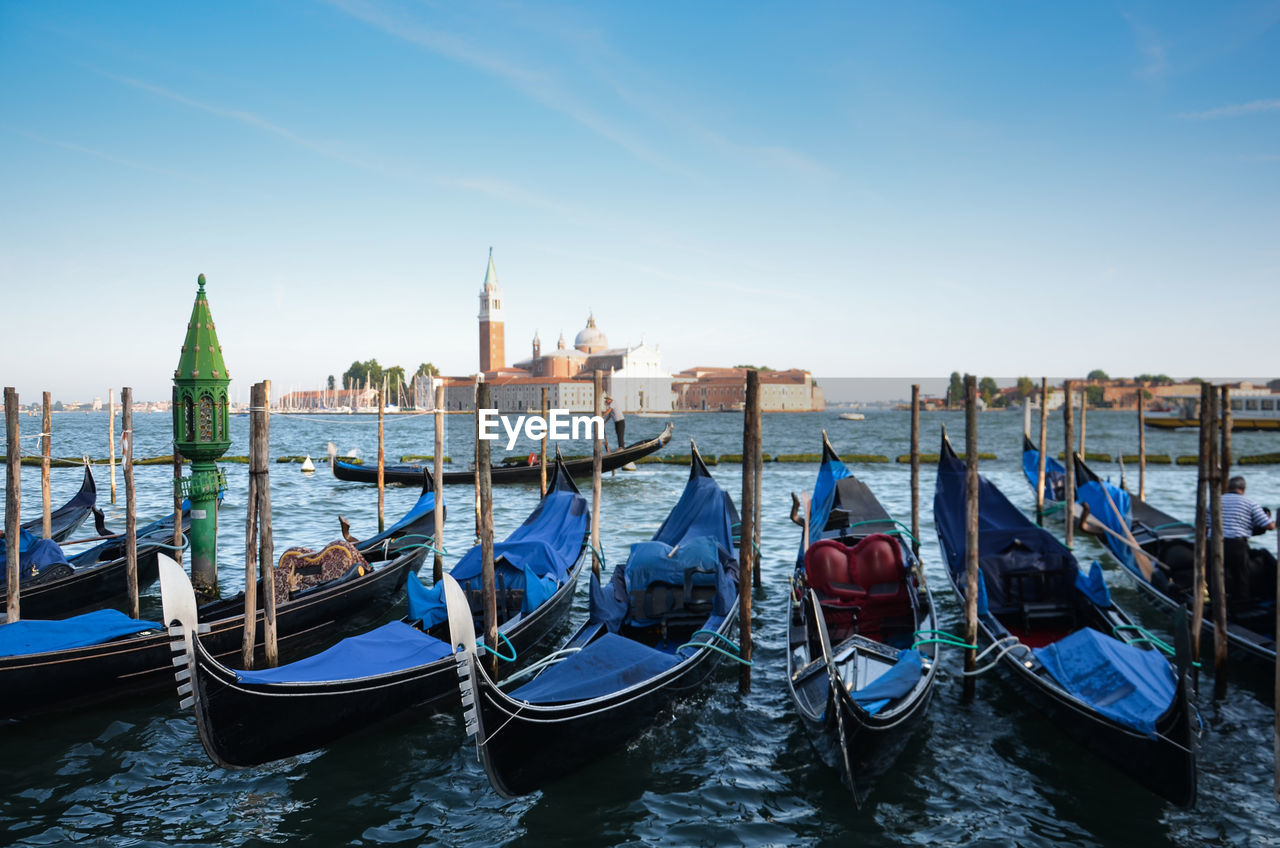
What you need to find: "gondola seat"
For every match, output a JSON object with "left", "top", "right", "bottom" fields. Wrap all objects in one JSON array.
[{"left": 804, "top": 534, "right": 910, "bottom": 642}]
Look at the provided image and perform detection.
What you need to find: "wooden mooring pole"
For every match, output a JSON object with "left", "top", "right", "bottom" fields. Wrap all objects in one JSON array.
[
  {"left": 108, "top": 388, "right": 116, "bottom": 505},
  {"left": 5, "top": 387, "right": 20, "bottom": 622},
  {"left": 739, "top": 370, "right": 760, "bottom": 693},
  {"left": 1274, "top": 519, "right": 1279, "bottom": 803},
  {"left": 963, "top": 376, "right": 980, "bottom": 700},
  {"left": 752, "top": 404, "right": 763, "bottom": 590},
  {"left": 591, "top": 371, "right": 604, "bottom": 578},
  {"left": 1079, "top": 385, "right": 1088, "bottom": 458},
  {"left": 41, "top": 392, "right": 51, "bottom": 539},
  {"left": 1036, "top": 377, "right": 1048, "bottom": 527},
  {"left": 1192, "top": 381, "right": 1211, "bottom": 688},
  {"left": 241, "top": 382, "right": 261, "bottom": 670},
  {"left": 476, "top": 381, "right": 498, "bottom": 678},
  {"left": 433, "top": 383, "right": 445, "bottom": 584},
  {"left": 910, "top": 384, "right": 921, "bottom": 560},
  {"left": 1208, "top": 386, "right": 1228, "bottom": 699},
  {"left": 258, "top": 381, "right": 278, "bottom": 667},
  {"left": 539, "top": 388, "right": 548, "bottom": 497},
  {"left": 473, "top": 382, "right": 482, "bottom": 542},
  {"left": 122, "top": 388, "right": 139, "bottom": 620},
  {"left": 377, "top": 387, "right": 386, "bottom": 533},
  {"left": 1138, "top": 389, "right": 1147, "bottom": 502},
  {"left": 1063, "top": 379, "right": 1075, "bottom": 549}
]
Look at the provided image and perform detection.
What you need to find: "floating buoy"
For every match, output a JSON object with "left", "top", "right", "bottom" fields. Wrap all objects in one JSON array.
[
  {"left": 621, "top": 462, "right": 638, "bottom": 472},
  {"left": 301, "top": 455, "right": 315, "bottom": 473}
]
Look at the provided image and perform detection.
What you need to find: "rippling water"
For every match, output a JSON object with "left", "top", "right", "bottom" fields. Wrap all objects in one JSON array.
[{"left": 3, "top": 408, "right": 1279, "bottom": 846}]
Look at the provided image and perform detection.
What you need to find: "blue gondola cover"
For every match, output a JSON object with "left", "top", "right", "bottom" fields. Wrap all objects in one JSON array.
[
  {"left": 1032, "top": 627, "right": 1176, "bottom": 737},
  {"left": 508, "top": 632, "right": 680, "bottom": 703},
  {"left": 1022, "top": 444, "right": 1066, "bottom": 503},
  {"left": 0, "top": 609, "right": 160, "bottom": 657},
  {"left": 237, "top": 621, "right": 453, "bottom": 684},
  {"left": 0, "top": 529, "right": 71, "bottom": 589},
  {"left": 851, "top": 649, "right": 924, "bottom": 716},
  {"left": 1077, "top": 480, "right": 1136, "bottom": 573}
]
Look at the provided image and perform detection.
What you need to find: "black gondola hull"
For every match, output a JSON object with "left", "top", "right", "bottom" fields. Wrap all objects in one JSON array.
[
  {"left": 333, "top": 424, "right": 673, "bottom": 486},
  {"left": 0, "top": 548, "right": 419, "bottom": 719},
  {"left": 471, "top": 612, "right": 736, "bottom": 798},
  {"left": 186, "top": 554, "right": 585, "bottom": 768}
]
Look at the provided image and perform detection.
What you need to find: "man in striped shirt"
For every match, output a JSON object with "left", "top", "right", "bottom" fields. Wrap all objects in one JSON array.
[{"left": 1219, "top": 476, "right": 1275, "bottom": 609}]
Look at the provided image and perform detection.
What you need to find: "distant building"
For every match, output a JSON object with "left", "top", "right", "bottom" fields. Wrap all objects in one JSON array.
[
  {"left": 478, "top": 248, "right": 505, "bottom": 373},
  {"left": 672, "top": 367, "right": 824, "bottom": 412}
]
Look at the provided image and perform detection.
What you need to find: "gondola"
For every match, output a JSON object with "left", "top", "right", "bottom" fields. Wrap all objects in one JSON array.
[
  {"left": 330, "top": 422, "right": 674, "bottom": 486},
  {"left": 0, "top": 463, "right": 99, "bottom": 565},
  {"left": 161, "top": 457, "right": 587, "bottom": 768},
  {"left": 0, "top": 476, "right": 442, "bottom": 719},
  {"left": 786, "top": 435, "right": 937, "bottom": 805},
  {"left": 11, "top": 503, "right": 195, "bottom": 620},
  {"left": 1073, "top": 456, "right": 1277, "bottom": 664},
  {"left": 455, "top": 442, "right": 741, "bottom": 798},
  {"left": 934, "top": 432, "right": 1196, "bottom": 806}
]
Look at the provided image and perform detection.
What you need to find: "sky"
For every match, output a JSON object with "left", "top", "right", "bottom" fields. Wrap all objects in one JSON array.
[{"left": 1, "top": 1, "right": 1278, "bottom": 401}]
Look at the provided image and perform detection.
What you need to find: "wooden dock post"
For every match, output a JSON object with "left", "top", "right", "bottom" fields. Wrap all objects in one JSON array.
[
  {"left": 1138, "top": 389, "right": 1146, "bottom": 502},
  {"left": 1192, "top": 381, "right": 1211, "bottom": 685},
  {"left": 241, "top": 381, "right": 262, "bottom": 670},
  {"left": 1221, "top": 384, "right": 1232, "bottom": 492},
  {"left": 433, "top": 383, "right": 445, "bottom": 584},
  {"left": 1063, "top": 380, "right": 1075, "bottom": 548},
  {"left": 539, "top": 388, "right": 548, "bottom": 496},
  {"left": 122, "top": 387, "right": 139, "bottom": 620},
  {"left": 752, "top": 401, "right": 763, "bottom": 590},
  {"left": 1036, "top": 377, "right": 1048, "bottom": 526},
  {"left": 476, "top": 381, "right": 498, "bottom": 677},
  {"left": 473, "top": 381, "right": 482, "bottom": 542},
  {"left": 41, "top": 392, "right": 51, "bottom": 538},
  {"left": 739, "top": 370, "right": 760, "bottom": 691},
  {"left": 910, "top": 384, "right": 921, "bottom": 559},
  {"left": 377, "top": 387, "right": 386, "bottom": 533},
  {"left": 257, "top": 381, "right": 278, "bottom": 667},
  {"left": 1207, "top": 386, "right": 1228, "bottom": 699},
  {"left": 1274, "top": 520, "right": 1279, "bottom": 803},
  {"left": 108, "top": 388, "right": 116, "bottom": 505},
  {"left": 5, "top": 387, "right": 20, "bottom": 622},
  {"left": 963, "top": 375, "right": 980, "bottom": 700},
  {"left": 591, "top": 371, "right": 604, "bottom": 578}
]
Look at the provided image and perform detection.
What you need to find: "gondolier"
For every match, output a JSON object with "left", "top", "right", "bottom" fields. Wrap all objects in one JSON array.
[
  {"left": 602, "top": 394, "right": 625, "bottom": 448},
  {"left": 1216, "top": 476, "right": 1275, "bottom": 609}
]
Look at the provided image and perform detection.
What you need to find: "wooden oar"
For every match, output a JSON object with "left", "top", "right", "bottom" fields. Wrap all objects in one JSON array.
[
  {"left": 809, "top": 588, "right": 855, "bottom": 793},
  {"left": 1097, "top": 483, "right": 1155, "bottom": 581}
]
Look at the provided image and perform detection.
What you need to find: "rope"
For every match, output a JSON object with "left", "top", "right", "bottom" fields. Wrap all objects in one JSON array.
[
  {"left": 959, "top": 636, "right": 1028, "bottom": 677},
  {"left": 844, "top": 519, "right": 921, "bottom": 547},
  {"left": 498, "top": 647, "right": 583, "bottom": 688},
  {"left": 590, "top": 543, "right": 606, "bottom": 569},
  {"left": 689, "top": 628, "right": 742, "bottom": 650},
  {"left": 150, "top": 531, "right": 190, "bottom": 552},
  {"left": 675, "top": 640, "right": 753, "bottom": 665},
  {"left": 1112, "top": 624, "right": 1175, "bottom": 657},
  {"left": 478, "top": 630, "right": 517, "bottom": 663},
  {"left": 393, "top": 534, "right": 447, "bottom": 556},
  {"left": 910, "top": 628, "right": 977, "bottom": 650}
]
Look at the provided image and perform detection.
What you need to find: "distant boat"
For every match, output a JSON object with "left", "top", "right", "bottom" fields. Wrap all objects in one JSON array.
[
  {"left": 838, "top": 413, "right": 865, "bottom": 421},
  {"left": 632, "top": 411, "right": 672, "bottom": 419}
]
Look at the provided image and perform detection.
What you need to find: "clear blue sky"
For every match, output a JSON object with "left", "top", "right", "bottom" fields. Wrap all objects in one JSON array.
[{"left": 2, "top": 1, "right": 1277, "bottom": 401}]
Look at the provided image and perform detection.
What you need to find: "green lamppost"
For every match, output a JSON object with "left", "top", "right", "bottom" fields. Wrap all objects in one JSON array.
[{"left": 173, "top": 274, "right": 231, "bottom": 599}]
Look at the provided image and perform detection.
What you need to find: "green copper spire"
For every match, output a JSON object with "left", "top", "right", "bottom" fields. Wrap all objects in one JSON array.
[{"left": 172, "top": 273, "right": 231, "bottom": 599}]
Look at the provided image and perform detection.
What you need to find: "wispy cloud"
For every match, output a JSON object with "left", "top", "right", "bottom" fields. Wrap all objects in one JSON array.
[
  {"left": 323, "top": 0, "right": 673, "bottom": 172},
  {"left": 1124, "top": 13, "right": 1168, "bottom": 80},
  {"left": 1178, "top": 99, "right": 1280, "bottom": 120},
  {"left": 10, "top": 128, "right": 212, "bottom": 184}
]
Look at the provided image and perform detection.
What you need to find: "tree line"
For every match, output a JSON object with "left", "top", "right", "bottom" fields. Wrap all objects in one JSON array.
[
  {"left": 945, "top": 369, "right": 1195, "bottom": 409},
  {"left": 325, "top": 360, "right": 440, "bottom": 406}
]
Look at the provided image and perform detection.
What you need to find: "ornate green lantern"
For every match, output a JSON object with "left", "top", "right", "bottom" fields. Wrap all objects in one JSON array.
[{"left": 173, "top": 273, "right": 230, "bottom": 598}]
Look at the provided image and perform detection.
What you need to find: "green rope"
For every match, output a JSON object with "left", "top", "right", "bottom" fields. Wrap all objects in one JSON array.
[
  {"left": 676, "top": 640, "right": 754, "bottom": 665},
  {"left": 478, "top": 630, "right": 517, "bottom": 663},
  {"left": 394, "top": 534, "right": 447, "bottom": 556},
  {"left": 151, "top": 532, "right": 190, "bottom": 552},
  {"left": 1113, "top": 624, "right": 1175, "bottom": 657},
  {"left": 690, "top": 629, "right": 741, "bottom": 650},
  {"left": 590, "top": 543, "right": 606, "bottom": 570},
  {"left": 911, "top": 628, "right": 978, "bottom": 650}
]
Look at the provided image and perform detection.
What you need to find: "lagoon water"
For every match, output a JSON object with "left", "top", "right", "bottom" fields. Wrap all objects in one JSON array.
[{"left": 3, "top": 408, "right": 1279, "bottom": 847}]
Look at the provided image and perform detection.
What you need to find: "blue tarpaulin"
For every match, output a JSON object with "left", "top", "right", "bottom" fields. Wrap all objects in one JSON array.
[
  {"left": 1033, "top": 627, "right": 1177, "bottom": 737},
  {"left": 851, "top": 649, "right": 924, "bottom": 716},
  {"left": 807, "top": 451, "right": 851, "bottom": 554},
  {"left": 1075, "top": 560, "right": 1113, "bottom": 608},
  {"left": 0, "top": 529, "right": 71, "bottom": 590},
  {"left": 509, "top": 632, "right": 680, "bottom": 703},
  {"left": 237, "top": 621, "right": 453, "bottom": 684},
  {"left": 0, "top": 609, "right": 161, "bottom": 657},
  {"left": 1022, "top": 444, "right": 1066, "bottom": 504},
  {"left": 1077, "top": 480, "right": 1137, "bottom": 574}
]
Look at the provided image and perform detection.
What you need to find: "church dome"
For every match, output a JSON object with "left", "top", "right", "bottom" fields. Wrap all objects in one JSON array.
[{"left": 574, "top": 313, "right": 608, "bottom": 353}]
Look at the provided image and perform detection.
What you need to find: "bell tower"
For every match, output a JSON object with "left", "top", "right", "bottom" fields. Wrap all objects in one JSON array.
[{"left": 478, "top": 247, "right": 505, "bottom": 373}]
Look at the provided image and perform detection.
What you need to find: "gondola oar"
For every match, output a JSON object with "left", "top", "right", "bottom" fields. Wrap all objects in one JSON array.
[
  {"left": 1099, "top": 482, "right": 1155, "bottom": 581},
  {"left": 808, "top": 588, "right": 855, "bottom": 791}
]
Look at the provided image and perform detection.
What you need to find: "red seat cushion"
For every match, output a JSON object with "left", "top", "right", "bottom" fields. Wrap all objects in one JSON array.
[
  {"left": 804, "top": 534, "right": 910, "bottom": 642},
  {"left": 804, "top": 540, "right": 864, "bottom": 605}
]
